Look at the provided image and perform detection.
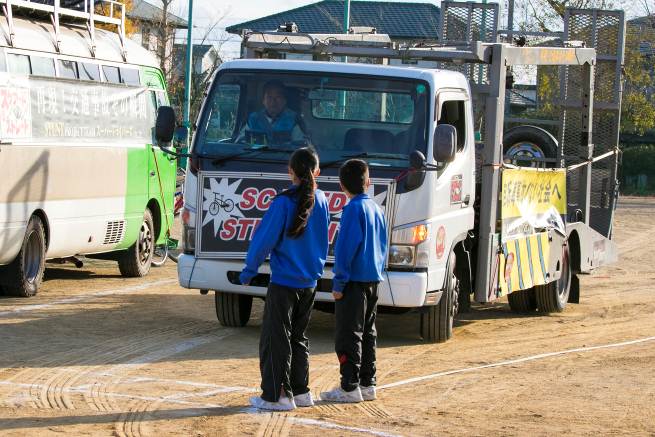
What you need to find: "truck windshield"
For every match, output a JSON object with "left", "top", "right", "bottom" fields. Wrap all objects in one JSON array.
[{"left": 194, "top": 70, "right": 430, "bottom": 167}]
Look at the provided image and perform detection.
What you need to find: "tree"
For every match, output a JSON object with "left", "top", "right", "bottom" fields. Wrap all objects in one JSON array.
[
  {"left": 169, "top": 16, "right": 231, "bottom": 125},
  {"left": 95, "top": 0, "right": 138, "bottom": 37}
]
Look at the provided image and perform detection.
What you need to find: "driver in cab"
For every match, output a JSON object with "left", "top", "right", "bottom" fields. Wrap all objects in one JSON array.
[{"left": 240, "top": 80, "right": 307, "bottom": 145}]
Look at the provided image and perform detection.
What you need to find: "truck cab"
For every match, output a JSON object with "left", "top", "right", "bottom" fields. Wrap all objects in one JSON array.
[{"left": 177, "top": 59, "right": 475, "bottom": 341}]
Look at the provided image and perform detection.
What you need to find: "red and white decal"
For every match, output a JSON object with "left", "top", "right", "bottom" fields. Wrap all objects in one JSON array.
[
  {"left": 436, "top": 226, "right": 446, "bottom": 260},
  {"left": 450, "top": 175, "right": 463, "bottom": 204}
]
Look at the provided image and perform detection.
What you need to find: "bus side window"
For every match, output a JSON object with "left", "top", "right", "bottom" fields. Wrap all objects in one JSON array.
[
  {"left": 120, "top": 67, "right": 140, "bottom": 86},
  {"left": 439, "top": 100, "right": 466, "bottom": 152},
  {"left": 31, "top": 56, "right": 56, "bottom": 77},
  {"left": 80, "top": 63, "right": 100, "bottom": 81},
  {"left": 59, "top": 60, "right": 79, "bottom": 79},
  {"left": 7, "top": 54, "right": 31, "bottom": 75},
  {"left": 102, "top": 65, "right": 121, "bottom": 84}
]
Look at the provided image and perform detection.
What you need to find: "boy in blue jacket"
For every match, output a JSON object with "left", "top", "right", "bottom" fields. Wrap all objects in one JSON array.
[{"left": 320, "top": 159, "right": 388, "bottom": 403}]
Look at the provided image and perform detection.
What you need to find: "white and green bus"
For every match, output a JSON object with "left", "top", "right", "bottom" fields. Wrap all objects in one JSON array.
[{"left": 0, "top": 1, "right": 176, "bottom": 297}]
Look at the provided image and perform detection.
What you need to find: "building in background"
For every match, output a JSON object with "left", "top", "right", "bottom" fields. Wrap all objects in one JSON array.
[
  {"left": 127, "top": 0, "right": 188, "bottom": 73},
  {"left": 226, "top": 0, "right": 441, "bottom": 49},
  {"left": 171, "top": 43, "right": 221, "bottom": 80}
]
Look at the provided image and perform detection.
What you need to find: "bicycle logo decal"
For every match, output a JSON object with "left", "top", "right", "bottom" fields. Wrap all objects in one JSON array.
[{"left": 202, "top": 177, "right": 244, "bottom": 236}]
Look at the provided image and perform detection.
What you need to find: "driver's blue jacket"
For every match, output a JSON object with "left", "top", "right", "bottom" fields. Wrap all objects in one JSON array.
[{"left": 246, "top": 109, "right": 304, "bottom": 143}]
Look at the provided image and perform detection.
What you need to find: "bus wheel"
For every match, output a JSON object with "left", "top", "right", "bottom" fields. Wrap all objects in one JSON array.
[
  {"left": 215, "top": 291, "right": 252, "bottom": 327},
  {"left": 420, "top": 253, "right": 457, "bottom": 343},
  {"left": 118, "top": 209, "right": 155, "bottom": 277},
  {"left": 1, "top": 216, "right": 46, "bottom": 297},
  {"left": 536, "top": 245, "right": 572, "bottom": 313},
  {"left": 507, "top": 288, "right": 537, "bottom": 313}
]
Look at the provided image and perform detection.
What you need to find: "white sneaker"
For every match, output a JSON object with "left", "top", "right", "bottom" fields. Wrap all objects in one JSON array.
[
  {"left": 360, "top": 385, "right": 376, "bottom": 401},
  {"left": 294, "top": 391, "right": 315, "bottom": 407},
  {"left": 249, "top": 395, "right": 296, "bottom": 411},
  {"left": 319, "top": 386, "right": 364, "bottom": 403}
]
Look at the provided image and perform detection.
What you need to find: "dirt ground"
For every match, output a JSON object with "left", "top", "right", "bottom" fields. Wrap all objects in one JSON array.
[{"left": 1, "top": 197, "right": 654, "bottom": 437}]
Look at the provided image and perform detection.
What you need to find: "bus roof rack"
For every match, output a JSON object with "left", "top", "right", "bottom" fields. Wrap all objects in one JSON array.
[{"left": 1, "top": 0, "right": 127, "bottom": 60}]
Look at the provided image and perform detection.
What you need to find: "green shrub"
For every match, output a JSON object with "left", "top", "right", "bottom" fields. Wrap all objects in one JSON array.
[{"left": 620, "top": 144, "right": 655, "bottom": 194}]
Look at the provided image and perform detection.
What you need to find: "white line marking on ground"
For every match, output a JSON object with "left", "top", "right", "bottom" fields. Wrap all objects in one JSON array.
[
  {"left": 0, "top": 379, "right": 221, "bottom": 409},
  {"left": 379, "top": 335, "right": 655, "bottom": 390},
  {"left": 0, "top": 279, "right": 176, "bottom": 317},
  {"left": 123, "top": 376, "right": 256, "bottom": 392},
  {"left": 288, "top": 417, "right": 403, "bottom": 437},
  {"left": 54, "top": 369, "right": 255, "bottom": 394}
]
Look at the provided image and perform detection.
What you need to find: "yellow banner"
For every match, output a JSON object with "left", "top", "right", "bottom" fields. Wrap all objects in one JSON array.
[{"left": 501, "top": 168, "right": 566, "bottom": 241}]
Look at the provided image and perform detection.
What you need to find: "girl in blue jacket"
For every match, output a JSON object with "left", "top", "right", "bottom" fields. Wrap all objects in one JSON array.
[{"left": 240, "top": 147, "right": 329, "bottom": 411}]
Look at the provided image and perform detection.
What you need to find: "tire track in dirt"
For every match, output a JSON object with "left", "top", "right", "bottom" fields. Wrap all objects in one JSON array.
[
  {"left": 1, "top": 321, "right": 220, "bottom": 413},
  {"left": 34, "top": 322, "right": 208, "bottom": 410},
  {"left": 107, "top": 331, "right": 241, "bottom": 436},
  {"left": 69, "top": 322, "right": 221, "bottom": 414},
  {"left": 357, "top": 401, "right": 392, "bottom": 419},
  {"left": 255, "top": 412, "right": 292, "bottom": 437}
]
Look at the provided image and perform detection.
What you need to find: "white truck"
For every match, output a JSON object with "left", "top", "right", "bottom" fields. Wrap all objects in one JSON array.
[{"left": 156, "top": 2, "right": 625, "bottom": 342}]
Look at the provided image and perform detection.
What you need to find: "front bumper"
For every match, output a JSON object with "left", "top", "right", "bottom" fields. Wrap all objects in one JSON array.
[{"left": 177, "top": 255, "right": 430, "bottom": 307}]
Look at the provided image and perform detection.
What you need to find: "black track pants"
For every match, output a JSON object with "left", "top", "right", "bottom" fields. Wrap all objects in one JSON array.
[
  {"left": 335, "top": 281, "right": 379, "bottom": 391},
  {"left": 259, "top": 282, "right": 315, "bottom": 402}
]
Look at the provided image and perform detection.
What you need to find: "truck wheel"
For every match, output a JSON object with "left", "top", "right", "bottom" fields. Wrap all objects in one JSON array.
[
  {"left": 1, "top": 216, "right": 46, "bottom": 297},
  {"left": 503, "top": 125, "right": 558, "bottom": 168},
  {"left": 420, "top": 253, "right": 457, "bottom": 343},
  {"left": 215, "top": 291, "right": 253, "bottom": 327},
  {"left": 507, "top": 288, "right": 537, "bottom": 313},
  {"left": 118, "top": 209, "right": 155, "bottom": 277},
  {"left": 536, "top": 245, "right": 572, "bottom": 313}
]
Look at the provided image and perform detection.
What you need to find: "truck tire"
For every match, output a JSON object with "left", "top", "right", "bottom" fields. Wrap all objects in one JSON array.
[
  {"left": 215, "top": 291, "right": 253, "bottom": 327},
  {"left": 507, "top": 288, "right": 537, "bottom": 313},
  {"left": 420, "top": 253, "right": 457, "bottom": 343},
  {"left": 1, "top": 216, "right": 46, "bottom": 297},
  {"left": 503, "top": 125, "right": 558, "bottom": 168},
  {"left": 536, "top": 245, "right": 572, "bottom": 313},
  {"left": 118, "top": 209, "right": 155, "bottom": 277}
]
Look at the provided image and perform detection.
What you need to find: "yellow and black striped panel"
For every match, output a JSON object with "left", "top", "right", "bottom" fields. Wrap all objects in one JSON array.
[{"left": 498, "top": 232, "right": 550, "bottom": 296}]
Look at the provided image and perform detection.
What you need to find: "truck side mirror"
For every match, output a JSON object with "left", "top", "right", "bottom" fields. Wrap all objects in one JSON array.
[
  {"left": 155, "top": 106, "right": 176, "bottom": 143},
  {"left": 434, "top": 124, "right": 457, "bottom": 163}
]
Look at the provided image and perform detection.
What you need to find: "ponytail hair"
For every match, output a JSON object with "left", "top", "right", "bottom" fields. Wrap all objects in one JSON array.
[{"left": 283, "top": 147, "right": 319, "bottom": 238}]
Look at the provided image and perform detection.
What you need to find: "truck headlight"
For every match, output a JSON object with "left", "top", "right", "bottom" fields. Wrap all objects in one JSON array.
[
  {"left": 388, "top": 245, "right": 415, "bottom": 267},
  {"left": 389, "top": 223, "right": 429, "bottom": 268}
]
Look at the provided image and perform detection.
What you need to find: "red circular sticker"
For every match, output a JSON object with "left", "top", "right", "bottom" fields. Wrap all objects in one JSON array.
[{"left": 436, "top": 226, "right": 446, "bottom": 259}]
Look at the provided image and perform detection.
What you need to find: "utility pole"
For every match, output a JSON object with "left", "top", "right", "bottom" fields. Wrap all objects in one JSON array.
[
  {"left": 181, "top": 0, "right": 194, "bottom": 166},
  {"left": 339, "top": 0, "right": 350, "bottom": 118}
]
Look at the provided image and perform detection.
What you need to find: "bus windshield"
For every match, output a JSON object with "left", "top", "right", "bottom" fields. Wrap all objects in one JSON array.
[{"left": 194, "top": 70, "right": 430, "bottom": 167}]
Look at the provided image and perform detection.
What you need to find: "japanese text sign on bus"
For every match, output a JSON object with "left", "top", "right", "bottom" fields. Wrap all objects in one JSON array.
[
  {"left": 501, "top": 168, "right": 567, "bottom": 241},
  {"left": 0, "top": 73, "right": 153, "bottom": 142},
  {"left": 195, "top": 172, "right": 392, "bottom": 260}
]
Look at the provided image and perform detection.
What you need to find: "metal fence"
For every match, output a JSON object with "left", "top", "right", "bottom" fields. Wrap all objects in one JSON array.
[{"left": 560, "top": 9, "right": 625, "bottom": 238}]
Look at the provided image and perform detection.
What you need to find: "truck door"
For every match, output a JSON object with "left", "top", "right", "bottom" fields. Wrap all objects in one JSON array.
[{"left": 426, "top": 92, "right": 476, "bottom": 292}]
